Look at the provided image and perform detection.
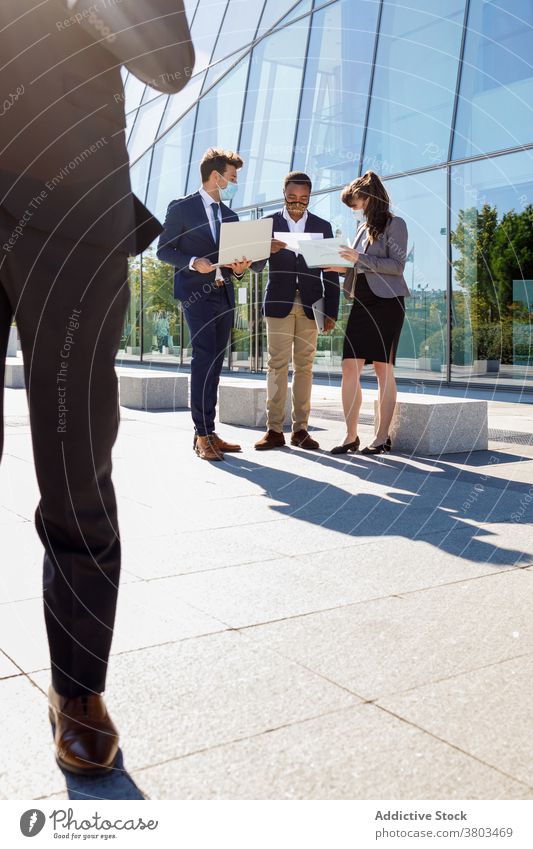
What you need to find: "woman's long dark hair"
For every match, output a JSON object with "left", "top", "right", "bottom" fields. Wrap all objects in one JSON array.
[{"left": 341, "top": 171, "right": 392, "bottom": 243}]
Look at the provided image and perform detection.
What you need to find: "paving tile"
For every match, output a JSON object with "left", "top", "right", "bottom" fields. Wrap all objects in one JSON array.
[
  {"left": 0, "top": 597, "right": 49, "bottom": 672},
  {"left": 0, "top": 650, "right": 20, "bottom": 679},
  {"left": 162, "top": 529, "right": 525, "bottom": 629},
  {"left": 132, "top": 703, "right": 532, "bottom": 800},
  {"left": 122, "top": 531, "right": 279, "bottom": 580},
  {"left": 0, "top": 504, "right": 27, "bottom": 526},
  {"left": 0, "top": 453, "right": 40, "bottom": 520},
  {"left": 0, "top": 522, "right": 43, "bottom": 604},
  {"left": 245, "top": 570, "right": 533, "bottom": 699},
  {"left": 32, "top": 631, "right": 360, "bottom": 772},
  {"left": 0, "top": 676, "right": 64, "bottom": 799},
  {"left": 378, "top": 654, "right": 533, "bottom": 788},
  {"left": 112, "top": 580, "right": 225, "bottom": 653},
  {"left": 116, "top": 493, "right": 288, "bottom": 536}
]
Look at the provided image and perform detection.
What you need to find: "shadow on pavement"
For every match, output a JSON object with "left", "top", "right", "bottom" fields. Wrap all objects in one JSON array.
[
  {"left": 215, "top": 448, "right": 533, "bottom": 567},
  {"left": 54, "top": 748, "right": 145, "bottom": 800}
]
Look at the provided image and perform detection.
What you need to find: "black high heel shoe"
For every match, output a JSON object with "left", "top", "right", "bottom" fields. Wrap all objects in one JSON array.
[
  {"left": 330, "top": 436, "right": 360, "bottom": 455},
  {"left": 361, "top": 436, "right": 392, "bottom": 455}
]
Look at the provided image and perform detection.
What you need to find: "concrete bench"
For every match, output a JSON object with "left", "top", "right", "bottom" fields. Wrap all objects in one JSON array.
[
  {"left": 5, "top": 358, "right": 25, "bottom": 389},
  {"left": 380, "top": 396, "right": 488, "bottom": 455},
  {"left": 119, "top": 373, "right": 188, "bottom": 410},
  {"left": 219, "top": 384, "right": 291, "bottom": 428}
]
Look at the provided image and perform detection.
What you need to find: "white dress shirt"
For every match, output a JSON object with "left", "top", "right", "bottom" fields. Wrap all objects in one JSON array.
[
  {"left": 282, "top": 206, "right": 308, "bottom": 292},
  {"left": 282, "top": 205, "right": 308, "bottom": 235}
]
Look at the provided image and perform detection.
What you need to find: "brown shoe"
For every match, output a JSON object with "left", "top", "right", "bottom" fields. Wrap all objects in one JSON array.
[
  {"left": 195, "top": 434, "right": 224, "bottom": 460},
  {"left": 211, "top": 432, "right": 241, "bottom": 452},
  {"left": 290, "top": 429, "right": 319, "bottom": 450},
  {"left": 48, "top": 685, "right": 119, "bottom": 775},
  {"left": 254, "top": 429, "right": 286, "bottom": 450}
]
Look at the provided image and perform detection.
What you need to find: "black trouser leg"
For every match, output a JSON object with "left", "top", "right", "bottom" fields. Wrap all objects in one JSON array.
[{"left": 1, "top": 219, "right": 129, "bottom": 697}]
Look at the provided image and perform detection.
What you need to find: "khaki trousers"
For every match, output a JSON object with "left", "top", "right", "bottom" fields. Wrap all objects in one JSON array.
[{"left": 266, "top": 293, "right": 318, "bottom": 432}]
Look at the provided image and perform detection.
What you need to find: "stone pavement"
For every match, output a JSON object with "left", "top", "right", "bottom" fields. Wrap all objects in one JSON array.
[{"left": 1, "top": 375, "right": 533, "bottom": 800}]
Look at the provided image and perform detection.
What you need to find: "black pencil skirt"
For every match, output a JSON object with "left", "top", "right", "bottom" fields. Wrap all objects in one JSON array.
[{"left": 342, "top": 273, "right": 405, "bottom": 365}]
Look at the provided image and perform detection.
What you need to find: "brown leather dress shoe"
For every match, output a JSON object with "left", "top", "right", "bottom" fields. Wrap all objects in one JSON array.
[
  {"left": 254, "top": 429, "right": 286, "bottom": 450},
  {"left": 290, "top": 429, "right": 319, "bottom": 450},
  {"left": 48, "top": 686, "right": 119, "bottom": 775},
  {"left": 195, "top": 434, "right": 224, "bottom": 460},
  {"left": 211, "top": 432, "right": 241, "bottom": 452}
]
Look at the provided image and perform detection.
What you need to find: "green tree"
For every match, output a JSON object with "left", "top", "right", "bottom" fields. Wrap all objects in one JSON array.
[
  {"left": 450, "top": 203, "right": 499, "bottom": 323},
  {"left": 491, "top": 205, "right": 533, "bottom": 313}
]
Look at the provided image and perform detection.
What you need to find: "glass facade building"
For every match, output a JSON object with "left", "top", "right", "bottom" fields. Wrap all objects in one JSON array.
[{"left": 120, "top": 0, "right": 533, "bottom": 390}]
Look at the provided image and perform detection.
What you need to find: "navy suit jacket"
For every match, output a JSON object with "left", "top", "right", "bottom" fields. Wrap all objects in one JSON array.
[
  {"left": 157, "top": 192, "right": 242, "bottom": 307},
  {"left": 259, "top": 211, "right": 340, "bottom": 320}
]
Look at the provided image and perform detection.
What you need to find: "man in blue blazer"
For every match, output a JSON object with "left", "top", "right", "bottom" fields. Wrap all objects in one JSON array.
[
  {"left": 157, "top": 148, "right": 252, "bottom": 460},
  {"left": 254, "top": 172, "right": 340, "bottom": 451}
]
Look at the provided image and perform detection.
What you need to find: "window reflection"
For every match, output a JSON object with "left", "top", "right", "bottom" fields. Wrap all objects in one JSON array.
[
  {"left": 187, "top": 59, "right": 250, "bottom": 194},
  {"left": 451, "top": 152, "right": 533, "bottom": 386},
  {"left": 363, "top": 0, "right": 465, "bottom": 175},
  {"left": 294, "top": 0, "right": 379, "bottom": 190},
  {"left": 453, "top": 0, "right": 533, "bottom": 159},
  {"left": 237, "top": 18, "right": 311, "bottom": 207},
  {"left": 146, "top": 109, "right": 197, "bottom": 220},
  {"left": 128, "top": 96, "right": 167, "bottom": 164}
]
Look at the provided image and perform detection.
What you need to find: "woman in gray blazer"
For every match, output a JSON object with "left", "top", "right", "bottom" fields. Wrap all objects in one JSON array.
[{"left": 325, "top": 171, "right": 410, "bottom": 455}]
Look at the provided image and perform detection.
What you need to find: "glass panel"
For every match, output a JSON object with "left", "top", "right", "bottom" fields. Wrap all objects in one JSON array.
[
  {"left": 203, "top": 50, "right": 249, "bottom": 91},
  {"left": 453, "top": 0, "right": 533, "bottom": 159},
  {"left": 185, "top": 0, "right": 200, "bottom": 21},
  {"left": 124, "top": 74, "right": 147, "bottom": 113},
  {"left": 130, "top": 150, "right": 152, "bottom": 206},
  {"left": 386, "top": 169, "right": 448, "bottom": 380},
  {"left": 141, "top": 85, "right": 164, "bottom": 106},
  {"left": 186, "top": 58, "right": 250, "bottom": 194},
  {"left": 140, "top": 248, "right": 183, "bottom": 365},
  {"left": 118, "top": 257, "right": 142, "bottom": 363},
  {"left": 189, "top": 0, "right": 229, "bottom": 75},
  {"left": 363, "top": 0, "right": 465, "bottom": 175},
  {"left": 236, "top": 17, "right": 311, "bottom": 207},
  {"left": 293, "top": 0, "right": 379, "bottom": 190},
  {"left": 145, "top": 108, "right": 197, "bottom": 220},
  {"left": 210, "top": 0, "right": 263, "bottom": 63},
  {"left": 451, "top": 151, "right": 533, "bottom": 387},
  {"left": 158, "top": 73, "right": 205, "bottom": 135},
  {"left": 127, "top": 95, "right": 167, "bottom": 163},
  {"left": 257, "top": 0, "right": 309, "bottom": 37},
  {"left": 125, "top": 109, "right": 137, "bottom": 145}
]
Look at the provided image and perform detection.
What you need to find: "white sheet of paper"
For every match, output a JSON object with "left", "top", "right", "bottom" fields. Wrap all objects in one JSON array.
[
  {"left": 218, "top": 219, "right": 273, "bottom": 264},
  {"left": 296, "top": 237, "right": 353, "bottom": 268},
  {"left": 273, "top": 231, "right": 323, "bottom": 254},
  {"left": 312, "top": 297, "right": 326, "bottom": 332}
]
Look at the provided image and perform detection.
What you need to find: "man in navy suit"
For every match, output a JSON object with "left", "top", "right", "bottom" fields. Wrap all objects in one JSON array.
[
  {"left": 254, "top": 172, "right": 340, "bottom": 451},
  {"left": 157, "top": 148, "right": 252, "bottom": 460}
]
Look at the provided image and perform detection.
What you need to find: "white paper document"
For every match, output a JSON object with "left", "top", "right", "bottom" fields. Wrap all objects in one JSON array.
[
  {"left": 296, "top": 237, "right": 353, "bottom": 268},
  {"left": 273, "top": 231, "right": 323, "bottom": 254},
  {"left": 218, "top": 219, "right": 273, "bottom": 264},
  {"left": 312, "top": 297, "right": 327, "bottom": 332}
]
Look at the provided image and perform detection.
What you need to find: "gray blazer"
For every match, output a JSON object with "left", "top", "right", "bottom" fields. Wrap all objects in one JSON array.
[{"left": 344, "top": 215, "right": 410, "bottom": 298}]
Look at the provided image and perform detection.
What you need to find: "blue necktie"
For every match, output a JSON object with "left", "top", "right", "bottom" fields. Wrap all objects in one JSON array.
[{"left": 211, "top": 202, "right": 221, "bottom": 245}]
